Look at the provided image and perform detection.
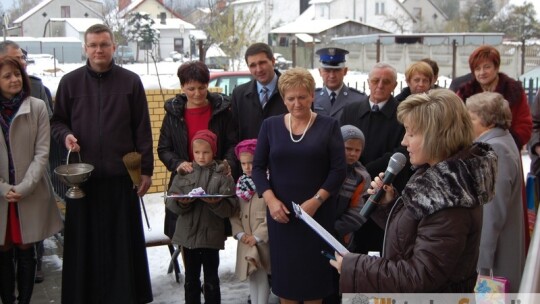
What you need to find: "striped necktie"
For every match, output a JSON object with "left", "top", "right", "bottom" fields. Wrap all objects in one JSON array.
[{"left": 260, "top": 87, "right": 269, "bottom": 107}]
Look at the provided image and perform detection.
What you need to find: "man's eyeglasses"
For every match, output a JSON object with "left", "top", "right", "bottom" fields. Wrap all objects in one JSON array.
[
  {"left": 86, "top": 43, "right": 113, "bottom": 50},
  {"left": 368, "top": 78, "right": 394, "bottom": 86}
]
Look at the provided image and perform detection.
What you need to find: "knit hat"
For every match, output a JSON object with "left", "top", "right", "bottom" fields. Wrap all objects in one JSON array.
[
  {"left": 192, "top": 129, "right": 217, "bottom": 155},
  {"left": 341, "top": 125, "right": 365, "bottom": 144},
  {"left": 235, "top": 139, "right": 257, "bottom": 158}
]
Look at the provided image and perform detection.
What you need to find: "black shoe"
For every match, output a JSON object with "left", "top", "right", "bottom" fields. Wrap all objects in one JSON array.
[{"left": 34, "top": 270, "right": 44, "bottom": 284}]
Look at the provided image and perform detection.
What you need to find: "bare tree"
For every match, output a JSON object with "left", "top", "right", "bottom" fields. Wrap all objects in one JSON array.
[
  {"left": 191, "top": 0, "right": 261, "bottom": 70},
  {"left": 101, "top": 0, "right": 128, "bottom": 47},
  {"left": 7, "top": 0, "right": 41, "bottom": 22},
  {"left": 491, "top": 2, "right": 540, "bottom": 40},
  {"left": 383, "top": 12, "right": 413, "bottom": 34}
]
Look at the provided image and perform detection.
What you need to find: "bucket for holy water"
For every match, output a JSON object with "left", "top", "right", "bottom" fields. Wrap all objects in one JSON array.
[{"left": 54, "top": 150, "right": 94, "bottom": 199}]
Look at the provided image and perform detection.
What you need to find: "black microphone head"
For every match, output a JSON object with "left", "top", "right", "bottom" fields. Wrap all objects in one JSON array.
[{"left": 387, "top": 152, "right": 407, "bottom": 175}]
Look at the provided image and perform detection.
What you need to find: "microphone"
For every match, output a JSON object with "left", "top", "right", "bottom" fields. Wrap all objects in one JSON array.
[{"left": 358, "top": 152, "right": 407, "bottom": 224}]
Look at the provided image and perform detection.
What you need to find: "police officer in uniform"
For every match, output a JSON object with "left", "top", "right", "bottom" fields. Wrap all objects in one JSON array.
[{"left": 314, "top": 47, "right": 366, "bottom": 120}]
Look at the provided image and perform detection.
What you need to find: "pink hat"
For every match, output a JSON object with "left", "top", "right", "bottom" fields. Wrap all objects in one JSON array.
[
  {"left": 192, "top": 129, "right": 217, "bottom": 155},
  {"left": 235, "top": 139, "right": 257, "bottom": 158}
]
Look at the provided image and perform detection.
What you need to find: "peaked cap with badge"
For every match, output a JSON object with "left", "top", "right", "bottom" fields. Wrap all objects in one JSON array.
[{"left": 316, "top": 47, "right": 349, "bottom": 69}]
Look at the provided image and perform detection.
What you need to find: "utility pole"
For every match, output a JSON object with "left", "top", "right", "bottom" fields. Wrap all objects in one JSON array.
[{"left": 2, "top": 14, "right": 8, "bottom": 41}]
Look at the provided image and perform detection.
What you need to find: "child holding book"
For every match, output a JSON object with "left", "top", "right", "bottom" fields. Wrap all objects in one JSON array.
[{"left": 166, "top": 129, "right": 237, "bottom": 304}]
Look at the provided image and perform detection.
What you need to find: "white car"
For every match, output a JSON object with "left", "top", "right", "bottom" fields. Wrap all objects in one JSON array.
[
  {"left": 274, "top": 53, "right": 292, "bottom": 70},
  {"left": 170, "top": 51, "right": 184, "bottom": 62}
]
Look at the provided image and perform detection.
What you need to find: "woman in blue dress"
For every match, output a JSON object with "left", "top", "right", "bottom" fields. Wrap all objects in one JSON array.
[{"left": 252, "top": 67, "right": 346, "bottom": 303}]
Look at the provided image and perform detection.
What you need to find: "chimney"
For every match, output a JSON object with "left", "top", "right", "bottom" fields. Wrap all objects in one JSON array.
[{"left": 119, "top": 0, "right": 131, "bottom": 12}]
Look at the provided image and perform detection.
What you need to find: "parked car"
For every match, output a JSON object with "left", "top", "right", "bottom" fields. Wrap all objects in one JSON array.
[
  {"left": 114, "top": 45, "right": 135, "bottom": 64},
  {"left": 26, "top": 54, "right": 59, "bottom": 66},
  {"left": 206, "top": 56, "right": 230, "bottom": 71},
  {"left": 209, "top": 71, "right": 253, "bottom": 95},
  {"left": 169, "top": 51, "right": 184, "bottom": 62},
  {"left": 165, "top": 70, "right": 252, "bottom": 95},
  {"left": 274, "top": 53, "right": 292, "bottom": 70}
]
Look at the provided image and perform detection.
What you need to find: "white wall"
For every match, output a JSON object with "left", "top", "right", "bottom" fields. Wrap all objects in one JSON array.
[
  {"left": 329, "top": 0, "right": 362, "bottom": 21},
  {"left": 232, "top": 0, "right": 301, "bottom": 43},
  {"left": 402, "top": 0, "right": 447, "bottom": 32},
  {"left": 363, "top": 0, "right": 414, "bottom": 33},
  {"left": 310, "top": 0, "right": 414, "bottom": 34},
  {"left": 129, "top": 0, "right": 175, "bottom": 19},
  {"left": 18, "top": 0, "right": 102, "bottom": 37}
]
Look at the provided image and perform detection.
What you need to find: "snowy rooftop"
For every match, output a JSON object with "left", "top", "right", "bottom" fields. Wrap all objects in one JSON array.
[
  {"left": 270, "top": 19, "right": 361, "bottom": 34},
  {"left": 151, "top": 18, "right": 196, "bottom": 31},
  {"left": 13, "top": 0, "right": 53, "bottom": 23},
  {"left": 50, "top": 18, "right": 104, "bottom": 33}
]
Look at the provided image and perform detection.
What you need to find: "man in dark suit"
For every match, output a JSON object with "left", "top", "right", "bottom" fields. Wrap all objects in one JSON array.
[
  {"left": 231, "top": 43, "right": 288, "bottom": 177},
  {"left": 340, "top": 62, "right": 411, "bottom": 255},
  {"left": 314, "top": 47, "right": 366, "bottom": 120}
]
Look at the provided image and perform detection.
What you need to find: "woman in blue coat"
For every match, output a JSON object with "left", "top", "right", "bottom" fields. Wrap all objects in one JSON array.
[{"left": 252, "top": 67, "right": 346, "bottom": 303}]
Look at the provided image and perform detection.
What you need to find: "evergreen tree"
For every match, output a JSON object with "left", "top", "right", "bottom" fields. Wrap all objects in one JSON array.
[{"left": 127, "top": 12, "right": 160, "bottom": 61}]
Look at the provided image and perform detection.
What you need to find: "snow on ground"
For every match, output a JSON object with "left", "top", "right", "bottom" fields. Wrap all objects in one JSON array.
[
  {"left": 140, "top": 193, "right": 271, "bottom": 303},
  {"left": 26, "top": 59, "right": 450, "bottom": 98}
]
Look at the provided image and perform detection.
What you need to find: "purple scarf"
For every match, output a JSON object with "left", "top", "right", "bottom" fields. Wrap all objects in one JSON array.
[{"left": 0, "top": 92, "right": 25, "bottom": 183}]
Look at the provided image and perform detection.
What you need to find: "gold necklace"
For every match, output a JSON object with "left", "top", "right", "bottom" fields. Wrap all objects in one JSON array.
[{"left": 288, "top": 112, "right": 313, "bottom": 143}]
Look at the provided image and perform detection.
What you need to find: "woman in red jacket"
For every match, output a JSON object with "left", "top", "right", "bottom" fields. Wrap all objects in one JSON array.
[{"left": 456, "top": 45, "right": 532, "bottom": 150}]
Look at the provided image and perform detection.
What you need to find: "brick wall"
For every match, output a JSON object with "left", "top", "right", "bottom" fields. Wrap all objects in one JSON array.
[
  {"left": 146, "top": 88, "right": 177, "bottom": 194},
  {"left": 145, "top": 88, "right": 222, "bottom": 194}
]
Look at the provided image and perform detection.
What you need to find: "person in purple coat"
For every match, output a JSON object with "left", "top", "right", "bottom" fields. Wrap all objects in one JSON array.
[{"left": 252, "top": 67, "right": 346, "bottom": 303}]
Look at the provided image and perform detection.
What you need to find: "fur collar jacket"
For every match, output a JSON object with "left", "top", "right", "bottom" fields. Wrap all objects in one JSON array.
[
  {"left": 457, "top": 73, "right": 522, "bottom": 106},
  {"left": 402, "top": 142, "right": 497, "bottom": 220}
]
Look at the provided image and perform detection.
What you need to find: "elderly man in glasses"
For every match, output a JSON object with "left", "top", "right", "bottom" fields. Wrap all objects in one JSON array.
[{"left": 340, "top": 62, "right": 411, "bottom": 256}]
